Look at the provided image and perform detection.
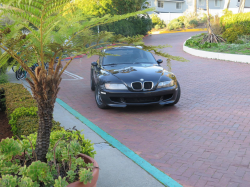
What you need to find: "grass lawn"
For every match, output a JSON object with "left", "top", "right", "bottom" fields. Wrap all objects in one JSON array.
[{"left": 186, "top": 34, "right": 250, "bottom": 55}]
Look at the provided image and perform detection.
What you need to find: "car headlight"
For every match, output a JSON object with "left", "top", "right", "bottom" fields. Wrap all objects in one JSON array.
[
  {"left": 105, "top": 83, "right": 127, "bottom": 90},
  {"left": 157, "top": 80, "right": 175, "bottom": 88}
]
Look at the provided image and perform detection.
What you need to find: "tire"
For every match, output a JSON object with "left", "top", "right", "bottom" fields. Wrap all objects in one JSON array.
[
  {"left": 165, "top": 81, "right": 181, "bottom": 106},
  {"left": 95, "top": 86, "right": 109, "bottom": 109},
  {"left": 90, "top": 69, "right": 95, "bottom": 91}
]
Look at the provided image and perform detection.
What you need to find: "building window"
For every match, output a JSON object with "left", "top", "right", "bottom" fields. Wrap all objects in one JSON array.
[
  {"left": 199, "top": 0, "right": 205, "bottom": 6},
  {"left": 158, "top": 1, "right": 164, "bottom": 8},
  {"left": 176, "top": 2, "right": 182, "bottom": 9},
  {"left": 215, "top": 0, "right": 221, "bottom": 7},
  {"left": 238, "top": 0, "right": 240, "bottom": 2}
]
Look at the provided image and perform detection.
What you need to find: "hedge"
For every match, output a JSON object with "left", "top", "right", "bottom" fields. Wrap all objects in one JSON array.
[
  {"left": 1, "top": 83, "right": 37, "bottom": 116},
  {"left": 0, "top": 83, "right": 62, "bottom": 137},
  {"left": 220, "top": 11, "right": 250, "bottom": 31},
  {"left": 0, "top": 88, "right": 5, "bottom": 112},
  {"left": 96, "top": 15, "right": 153, "bottom": 37}
]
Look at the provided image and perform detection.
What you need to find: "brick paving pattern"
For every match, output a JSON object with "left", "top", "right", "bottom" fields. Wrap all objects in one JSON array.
[{"left": 58, "top": 32, "right": 250, "bottom": 187}]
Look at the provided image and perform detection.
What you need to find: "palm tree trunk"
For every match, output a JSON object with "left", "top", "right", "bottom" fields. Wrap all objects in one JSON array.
[
  {"left": 224, "top": 0, "right": 230, "bottom": 9},
  {"left": 202, "top": 0, "right": 225, "bottom": 43},
  {"left": 238, "top": 0, "right": 246, "bottom": 13},
  {"left": 26, "top": 65, "right": 62, "bottom": 162},
  {"left": 36, "top": 104, "right": 54, "bottom": 162},
  {"left": 206, "top": 0, "right": 212, "bottom": 35},
  {"left": 194, "top": 0, "right": 197, "bottom": 15}
]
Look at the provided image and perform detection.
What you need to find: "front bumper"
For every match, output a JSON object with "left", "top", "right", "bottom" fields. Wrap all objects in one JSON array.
[{"left": 99, "top": 85, "right": 179, "bottom": 107}]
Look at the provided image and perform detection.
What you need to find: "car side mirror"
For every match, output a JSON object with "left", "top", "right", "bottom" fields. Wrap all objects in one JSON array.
[
  {"left": 91, "top": 62, "right": 98, "bottom": 66},
  {"left": 157, "top": 59, "right": 163, "bottom": 64}
]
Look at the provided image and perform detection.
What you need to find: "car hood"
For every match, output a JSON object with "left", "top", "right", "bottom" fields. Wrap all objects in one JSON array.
[{"left": 103, "top": 64, "right": 165, "bottom": 84}]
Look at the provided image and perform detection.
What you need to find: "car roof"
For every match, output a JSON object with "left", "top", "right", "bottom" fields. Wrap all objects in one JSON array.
[{"left": 103, "top": 46, "right": 142, "bottom": 52}]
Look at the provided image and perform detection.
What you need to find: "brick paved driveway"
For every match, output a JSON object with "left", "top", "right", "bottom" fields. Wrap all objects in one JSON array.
[{"left": 58, "top": 32, "right": 250, "bottom": 187}]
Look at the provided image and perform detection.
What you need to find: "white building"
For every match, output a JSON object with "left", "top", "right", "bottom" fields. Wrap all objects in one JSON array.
[{"left": 147, "top": 0, "right": 250, "bottom": 22}]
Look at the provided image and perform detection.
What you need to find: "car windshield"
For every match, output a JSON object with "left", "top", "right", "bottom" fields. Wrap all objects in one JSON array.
[{"left": 102, "top": 48, "right": 156, "bottom": 66}]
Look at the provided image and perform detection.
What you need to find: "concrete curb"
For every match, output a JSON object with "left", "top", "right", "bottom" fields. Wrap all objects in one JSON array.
[
  {"left": 149, "top": 28, "right": 206, "bottom": 35},
  {"left": 183, "top": 38, "right": 250, "bottom": 63}
]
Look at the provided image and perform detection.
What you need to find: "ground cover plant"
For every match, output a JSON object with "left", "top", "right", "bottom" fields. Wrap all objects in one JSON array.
[
  {"left": 0, "top": 128, "right": 96, "bottom": 187},
  {"left": 185, "top": 33, "right": 250, "bottom": 55}
]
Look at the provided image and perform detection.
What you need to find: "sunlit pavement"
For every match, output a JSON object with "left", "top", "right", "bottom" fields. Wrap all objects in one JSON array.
[{"left": 58, "top": 32, "right": 250, "bottom": 187}]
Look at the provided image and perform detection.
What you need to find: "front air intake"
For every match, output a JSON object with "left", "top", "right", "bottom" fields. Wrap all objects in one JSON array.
[
  {"left": 132, "top": 82, "right": 142, "bottom": 90},
  {"left": 144, "top": 82, "right": 153, "bottom": 90}
]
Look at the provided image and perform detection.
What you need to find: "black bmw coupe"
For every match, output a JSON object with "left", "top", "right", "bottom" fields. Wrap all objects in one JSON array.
[{"left": 90, "top": 46, "right": 181, "bottom": 109}]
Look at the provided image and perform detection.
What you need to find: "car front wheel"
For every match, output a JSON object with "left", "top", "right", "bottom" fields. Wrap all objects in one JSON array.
[{"left": 95, "top": 87, "right": 109, "bottom": 109}]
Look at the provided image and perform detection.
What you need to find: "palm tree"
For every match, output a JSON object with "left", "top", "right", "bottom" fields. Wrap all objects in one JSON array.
[
  {"left": 0, "top": 0, "right": 186, "bottom": 162},
  {"left": 238, "top": 0, "right": 246, "bottom": 13},
  {"left": 224, "top": 0, "right": 230, "bottom": 9},
  {"left": 203, "top": 0, "right": 225, "bottom": 43},
  {"left": 194, "top": 0, "right": 197, "bottom": 15}
]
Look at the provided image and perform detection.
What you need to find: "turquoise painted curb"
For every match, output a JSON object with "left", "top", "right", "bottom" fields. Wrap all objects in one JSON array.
[{"left": 56, "top": 98, "right": 183, "bottom": 187}]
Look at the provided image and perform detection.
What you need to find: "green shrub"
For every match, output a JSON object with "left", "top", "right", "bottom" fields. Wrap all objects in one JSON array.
[
  {"left": 97, "top": 15, "right": 153, "bottom": 36},
  {"left": 220, "top": 11, "right": 250, "bottom": 33},
  {"left": 185, "top": 36, "right": 218, "bottom": 49},
  {"left": 185, "top": 38, "right": 201, "bottom": 47},
  {"left": 200, "top": 13, "right": 208, "bottom": 24},
  {"left": 167, "top": 18, "right": 183, "bottom": 30},
  {"left": 222, "top": 26, "right": 245, "bottom": 43},
  {"left": 150, "top": 14, "right": 166, "bottom": 29},
  {"left": 0, "top": 74, "right": 8, "bottom": 84},
  {"left": 154, "top": 24, "right": 160, "bottom": 30},
  {"left": 19, "top": 129, "right": 96, "bottom": 158},
  {"left": 0, "top": 83, "right": 62, "bottom": 137},
  {"left": 189, "top": 19, "right": 199, "bottom": 28},
  {"left": 0, "top": 87, "right": 5, "bottom": 112},
  {"left": 235, "top": 40, "right": 244, "bottom": 44},
  {"left": 0, "top": 129, "right": 96, "bottom": 186},
  {"left": 178, "top": 16, "right": 185, "bottom": 23},
  {"left": 0, "top": 83, "right": 36, "bottom": 116},
  {"left": 9, "top": 107, "right": 62, "bottom": 136}
]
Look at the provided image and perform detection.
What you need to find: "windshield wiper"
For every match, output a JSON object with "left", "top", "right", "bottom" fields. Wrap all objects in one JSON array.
[{"left": 103, "top": 63, "right": 118, "bottom": 66}]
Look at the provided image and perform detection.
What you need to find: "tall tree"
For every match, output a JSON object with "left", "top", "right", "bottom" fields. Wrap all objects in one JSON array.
[
  {"left": 224, "top": 0, "right": 230, "bottom": 9},
  {"left": 194, "top": 0, "right": 197, "bottom": 15},
  {"left": 238, "top": 0, "right": 246, "bottom": 13},
  {"left": 0, "top": 0, "right": 186, "bottom": 162},
  {"left": 74, "top": 0, "right": 114, "bottom": 17},
  {"left": 112, "top": 0, "right": 147, "bottom": 15}
]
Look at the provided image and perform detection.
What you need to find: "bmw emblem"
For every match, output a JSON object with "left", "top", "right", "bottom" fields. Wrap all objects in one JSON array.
[{"left": 140, "top": 78, "right": 144, "bottom": 82}]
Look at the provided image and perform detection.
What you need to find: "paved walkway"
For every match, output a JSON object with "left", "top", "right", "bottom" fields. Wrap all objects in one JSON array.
[{"left": 58, "top": 32, "right": 250, "bottom": 187}]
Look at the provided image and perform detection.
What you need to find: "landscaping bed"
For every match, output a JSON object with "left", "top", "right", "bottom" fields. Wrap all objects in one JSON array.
[
  {"left": 0, "top": 83, "right": 62, "bottom": 137},
  {"left": 185, "top": 33, "right": 250, "bottom": 55}
]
